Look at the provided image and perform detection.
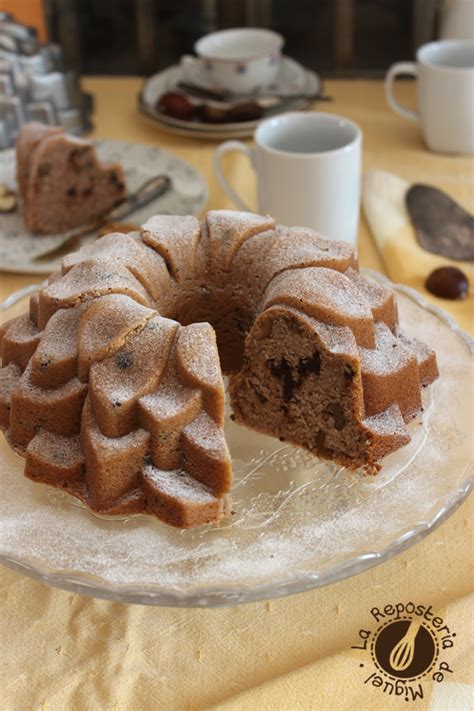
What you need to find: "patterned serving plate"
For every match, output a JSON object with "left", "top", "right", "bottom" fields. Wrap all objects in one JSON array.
[
  {"left": 0, "top": 273, "right": 472, "bottom": 607},
  {"left": 139, "top": 57, "right": 320, "bottom": 140},
  {"left": 0, "top": 139, "right": 208, "bottom": 275}
]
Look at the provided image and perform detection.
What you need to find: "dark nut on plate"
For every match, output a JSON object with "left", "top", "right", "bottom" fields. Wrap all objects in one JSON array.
[
  {"left": 157, "top": 92, "right": 195, "bottom": 121},
  {"left": 227, "top": 101, "right": 264, "bottom": 122},
  {"left": 197, "top": 101, "right": 264, "bottom": 124},
  {"left": 0, "top": 185, "right": 17, "bottom": 213},
  {"left": 425, "top": 266, "right": 469, "bottom": 300}
]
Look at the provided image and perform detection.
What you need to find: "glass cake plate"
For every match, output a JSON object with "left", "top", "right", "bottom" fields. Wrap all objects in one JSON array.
[{"left": 0, "top": 272, "right": 472, "bottom": 607}]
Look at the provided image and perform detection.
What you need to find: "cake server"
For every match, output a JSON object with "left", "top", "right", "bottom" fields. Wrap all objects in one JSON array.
[
  {"left": 406, "top": 183, "right": 474, "bottom": 261},
  {"left": 33, "top": 173, "right": 172, "bottom": 260}
]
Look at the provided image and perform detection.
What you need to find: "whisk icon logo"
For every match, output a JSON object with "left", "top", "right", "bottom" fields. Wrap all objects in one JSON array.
[
  {"left": 352, "top": 602, "right": 456, "bottom": 702},
  {"left": 373, "top": 619, "right": 438, "bottom": 679}
]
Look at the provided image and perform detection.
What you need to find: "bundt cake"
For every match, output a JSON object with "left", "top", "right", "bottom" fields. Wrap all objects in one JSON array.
[
  {"left": 16, "top": 122, "right": 127, "bottom": 234},
  {"left": 0, "top": 210, "right": 438, "bottom": 527}
]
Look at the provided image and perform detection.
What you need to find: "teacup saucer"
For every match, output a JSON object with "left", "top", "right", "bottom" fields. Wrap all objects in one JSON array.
[
  {"left": 179, "top": 52, "right": 304, "bottom": 94},
  {"left": 139, "top": 56, "right": 321, "bottom": 140}
]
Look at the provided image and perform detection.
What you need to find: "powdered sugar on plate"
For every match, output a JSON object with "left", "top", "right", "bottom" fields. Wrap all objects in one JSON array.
[{"left": 0, "top": 278, "right": 472, "bottom": 605}]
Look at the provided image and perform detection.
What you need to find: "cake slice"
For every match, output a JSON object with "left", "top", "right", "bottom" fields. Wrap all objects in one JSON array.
[
  {"left": 228, "top": 298, "right": 435, "bottom": 471},
  {"left": 16, "top": 123, "right": 127, "bottom": 234},
  {"left": 15, "top": 122, "right": 63, "bottom": 197}
]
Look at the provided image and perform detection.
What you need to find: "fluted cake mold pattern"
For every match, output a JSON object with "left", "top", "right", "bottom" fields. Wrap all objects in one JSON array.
[
  {"left": 0, "top": 211, "right": 438, "bottom": 528},
  {"left": 0, "top": 271, "right": 472, "bottom": 605}
]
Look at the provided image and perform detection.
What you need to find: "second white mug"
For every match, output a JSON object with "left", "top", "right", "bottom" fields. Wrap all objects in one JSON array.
[
  {"left": 214, "top": 112, "right": 362, "bottom": 245},
  {"left": 385, "top": 39, "right": 474, "bottom": 154}
]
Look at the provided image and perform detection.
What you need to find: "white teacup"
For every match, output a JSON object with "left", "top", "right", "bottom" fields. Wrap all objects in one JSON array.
[
  {"left": 385, "top": 39, "right": 474, "bottom": 154},
  {"left": 214, "top": 112, "right": 362, "bottom": 245},
  {"left": 181, "top": 28, "right": 284, "bottom": 95}
]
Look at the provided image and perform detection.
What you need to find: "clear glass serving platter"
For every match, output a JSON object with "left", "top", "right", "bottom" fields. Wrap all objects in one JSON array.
[{"left": 0, "top": 272, "right": 472, "bottom": 607}]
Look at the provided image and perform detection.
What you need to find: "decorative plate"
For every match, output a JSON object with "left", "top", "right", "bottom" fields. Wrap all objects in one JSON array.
[
  {"left": 0, "top": 272, "right": 472, "bottom": 607},
  {"left": 139, "top": 57, "right": 320, "bottom": 140},
  {"left": 0, "top": 139, "right": 208, "bottom": 275}
]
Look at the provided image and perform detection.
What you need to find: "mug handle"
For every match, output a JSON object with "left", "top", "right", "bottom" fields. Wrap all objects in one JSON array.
[
  {"left": 214, "top": 141, "right": 255, "bottom": 211},
  {"left": 385, "top": 62, "right": 419, "bottom": 122}
]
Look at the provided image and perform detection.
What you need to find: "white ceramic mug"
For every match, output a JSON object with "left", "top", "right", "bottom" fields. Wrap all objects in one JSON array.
[
  {"left": 385, "top": 39, "right": 474, "bottom": 153},
  {"left": 441, "top": 0, "right": 474, "bottom": 41},
  {"left": 181, "top": 28, "right": 284, "bottom": 95},
  {"left": 214, "top": 112, "right": 362, "bottom": 245}
]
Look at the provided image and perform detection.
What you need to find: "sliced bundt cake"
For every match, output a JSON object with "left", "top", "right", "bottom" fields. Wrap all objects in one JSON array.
[
  {"left": 16, "top": 122, "right": 127, "bottom": 235},
  {"left": 0, "top": 211, "right": 438, "bottom": 527}
]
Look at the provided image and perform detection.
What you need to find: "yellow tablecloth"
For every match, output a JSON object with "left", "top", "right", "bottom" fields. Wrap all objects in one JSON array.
[{"left": 0, "top": 79, "right": 472, "bottom": 711}]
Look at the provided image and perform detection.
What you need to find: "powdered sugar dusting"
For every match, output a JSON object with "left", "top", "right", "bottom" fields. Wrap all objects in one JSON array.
[
  {"left": 142, "top": 214, "right": 200, "bottom": 241},
  {"left": 1, "top": 313, "right": 38, "bottom": 342},
  {"left": 141, "top": 215, "right": 201, "bottom": 280},
  {"left": 360, "top": 322, "right": 413, "bottom": 375},
  {"left": 139, "top": 380, "right": 201, "bottom": 421},
  {"left": 143, "top": 464, "right": 217, "bottom": 504},
  {"left": 34, "top": 304, "right": 85, "bottom": 364},
  {"left": 45, "top": 261, "right": 152, "bottom": 307},
  {"left": 62, "top": 232, "right": 137, "bottom": 272},
  {"left": 184, "top": 412, "right": 227, "bottom": 453},
  {"left": 264, "top": 267, "right": 375, "bottom": 347},
  {"left": 262, "top": 225, "right": 355, "bottom": 277},
  {"left": 176, "top": 323, "right": 223, "bottom": 392},
  {"left": 266, "top": 267, "right": 373, "bottom": 318},
  {"left": 207, "top": 210, "right": 276, "bottom": 269},
  {"left": 364, "top": 403, "right": 407, "bottom": 435},
  {"left": 77, "top": 294, "right": 154, "bottom": 376},
  {"left": 0, "top": 285, "right": 471, "bottom": 603}
]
